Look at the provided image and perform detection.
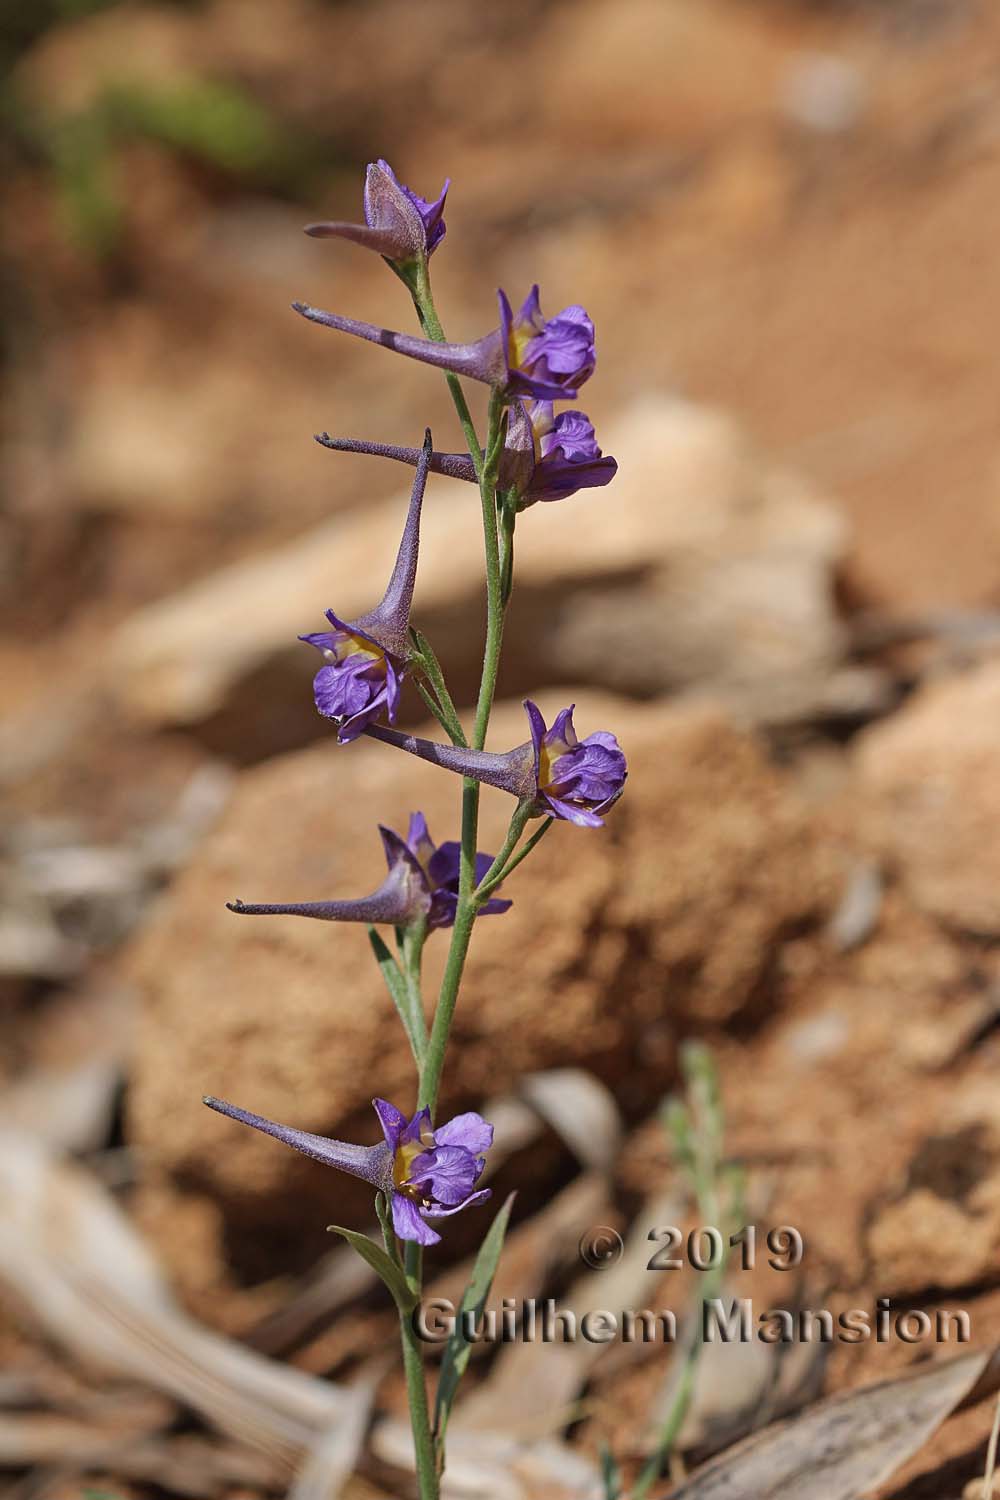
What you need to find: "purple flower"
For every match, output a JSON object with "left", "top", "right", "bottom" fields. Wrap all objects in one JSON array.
[
  {"left": 203, "top": 1094, "right": 492, "bottom": 1246},
  {"left": 499, "top": 287, "right": 596, "bottom": 401},
  {"left": 292, "top": 286, "right": 595, "bottom": 401},
  {"left": 405, "top": 812, "right": 512, "bottom": 927},
  {"left": 364, "top": 701, "right": 627, "bottom": 827},
  {"left": 525, "top": 700, "right": 627, "bottom": 827},
  {"left": 314, "top": 397, "right": 617, "bottom": 509},
  {"left": 302, "top": 432, "right": 430, "bottom": 742},
  {"left": 226, "top": 813, "right": 510, "bottom": 931},
  {"left": 305, "top": 159, "right": 448, "bottom": 263}
]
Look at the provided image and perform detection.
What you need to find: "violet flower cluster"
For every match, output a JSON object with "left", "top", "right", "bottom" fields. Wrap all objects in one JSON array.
[{"left": 203, "top": 159, "right": 629, "bottom": 1495}]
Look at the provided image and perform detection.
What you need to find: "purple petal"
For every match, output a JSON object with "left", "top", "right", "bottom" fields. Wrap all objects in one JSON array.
[
  {"left": 544, "top": 706, "right": 579, "bottom": 756},
  {"left": 313, "top": 663, "right": 390, "bottom": 742},
  {"left": 426, "top": 840, "right": 462, "bottom": 891},
  {"left": 434, "top": 1111, "right": 494, "bottom": 1155},
  {"left": 409, "top": 1144, "right": 482, "bottom": 1205},
  {"left": 383, "top": 655, "right": 403, "bottom": 723},
  {"left": 498, "top": 288, "right": 514, "bottom": 369},
  {"left": 523, "top": 698, "right": 547, "bottom": 775},
  {"left": 422, "top": 1187, "right": 492, "bottom": 1220},
  {"left": 299, "top": 629, "right": 342, "bottom": 653},
  {"left": 323, "top": 607, "right": 383, "bottom": 652},
  {"left": 406, "top": 811, "right": 437, "bottom": 870},
  {"left": 516, "top": 285, "right": 544, "bottom": 330},
  {"left": 399, "top": 1107, "right": 433, "bottom": 1147},
  {"left": 392, "top": 1192, "right": 440, "bottom": 1245},
  {"left": 542, "top": 793, "right": 606, "bottom": 828},
  {"left": 543, "top": 409, "right": 600, "bottom": 460},
  {"left": 528, "top": 454, "right": 618, "bottom": 505},
  {"left": 427, "top": 888, "right": 459, "bottom": 930},
  {"left": 373, "top": 1098, "right": 407, "bottom": 1153}
]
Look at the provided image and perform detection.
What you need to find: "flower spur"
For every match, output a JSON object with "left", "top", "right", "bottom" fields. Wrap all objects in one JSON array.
[{"left": 203, "top": 1094, "right": 492, "bottom": 1246}]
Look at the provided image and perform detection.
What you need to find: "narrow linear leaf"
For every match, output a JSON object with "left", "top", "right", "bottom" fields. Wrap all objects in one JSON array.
[
  {"left": 434, "top": 1193, "right": 515, "bottom": 1454},
  {"left": 327, "top": 1224, "right": 417, "bottom": 1314},
  {"left": 410, "top": 626, "right": 467, "bottom": 746},
  {"left": 367, "top": 927, "right": 423, "bottom": 1064}
]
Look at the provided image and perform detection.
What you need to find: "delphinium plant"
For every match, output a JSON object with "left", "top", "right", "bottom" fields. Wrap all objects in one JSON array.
[{"left": 202, "top": 159, "right": 626, "bottom": 1498}]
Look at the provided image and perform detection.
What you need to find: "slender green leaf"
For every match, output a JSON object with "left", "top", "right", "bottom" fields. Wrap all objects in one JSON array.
[
  {"left": 375, "top": 1191, "right": 401, "bottom": 1263},
  {"left": 367, "top": 926, "right": 423, "bottom": 1064},
  {"left": 327, "top": 1223, "right": 417, "bottom": 1313},
  {"left": 410, "top": 626, "right": 467, "bottom": 746},
  {"left": 434, "top": 1193, "right": 515, "bottom": 1457}
]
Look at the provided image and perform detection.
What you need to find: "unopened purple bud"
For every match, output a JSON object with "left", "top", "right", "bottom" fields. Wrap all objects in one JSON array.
[{"left": 305, "top": 159, "right": 448, "bottom": 263}]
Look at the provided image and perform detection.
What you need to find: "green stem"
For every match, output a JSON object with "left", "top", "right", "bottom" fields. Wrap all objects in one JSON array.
[
  {"left": 412, "top": 262, "right": 484, "bottom": 484},
  {"left": 400, "top": 1238, "right": 437, "bottom": 1500},
  {"left": 397, "top": 269, "right": 518, "bottom": 1496},
  {"left": 478, "top": 815, "right": 553, "bottom": 898},
  {"left": 473, "top": 800, "right": 533, "bottom": 899},
  {"left": 417, "top": 391, "right": 506, "bottom": 1114}
]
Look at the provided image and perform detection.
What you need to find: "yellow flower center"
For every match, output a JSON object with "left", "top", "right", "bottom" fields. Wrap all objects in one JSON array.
[
  {"left": 537, "top": 735, "right": 571, "bottom": 793},
  {"left": 324, "top": 630, "right": 388, "bottom": 672},
  {"left": 508, "top": 322, "right": 535, "bottom": 372}
]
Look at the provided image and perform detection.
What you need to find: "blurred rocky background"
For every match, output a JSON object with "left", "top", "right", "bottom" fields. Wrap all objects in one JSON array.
[{"left": 5, "top": 1, "right": 1000, "bottom": 1496}]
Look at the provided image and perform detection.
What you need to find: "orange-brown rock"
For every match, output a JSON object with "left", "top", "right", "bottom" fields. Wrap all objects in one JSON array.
[{"left": 854, "top": 660, "right": 1000, "bottom": 936}]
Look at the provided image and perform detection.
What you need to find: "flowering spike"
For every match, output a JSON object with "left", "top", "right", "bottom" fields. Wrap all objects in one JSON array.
[
  {"left": 315, "top": 396, "right": 616, "bottom": 508},
  {"left": 293, "top": 285, "right": 596, "bottom": 401},
  {"left": 225, "top": 816, "right": 509, "bottom": 932},
  {"left": 299, "top": 432, "right": 431, "bottom": 741},
  {"left": 305, "top": 159, "right": 448, "bottom": 263},
  {"left": 364, "top": 702, "right": 627, "bottom": 826},
  {"left": 203, "top": 1095, "right": 493, "bottom": 1245}
]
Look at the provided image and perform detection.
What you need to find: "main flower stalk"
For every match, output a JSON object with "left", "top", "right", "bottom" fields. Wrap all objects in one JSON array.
[
  {"left": 403, "top": 275, "right": 511, "bottom": 1116},
  {"left": 207, "top": 160, "right": 624, "bottom": 1500}
]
